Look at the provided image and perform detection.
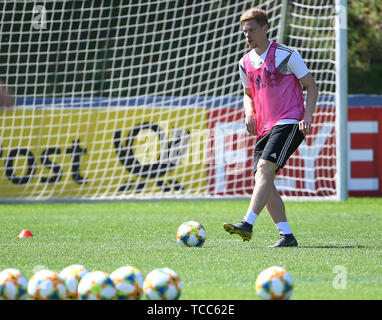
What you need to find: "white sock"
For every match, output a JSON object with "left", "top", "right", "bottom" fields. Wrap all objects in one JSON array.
[
  {"left": 243, "top": 209, "right": 258, "bottom": 225},
  {"left": 275, "top": 222, "right": 292, "bottom": 235}
]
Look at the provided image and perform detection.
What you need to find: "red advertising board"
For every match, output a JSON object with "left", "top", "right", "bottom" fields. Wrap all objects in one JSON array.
[{"left": 348, "top": 106, "right": 382, "bottom": 196}]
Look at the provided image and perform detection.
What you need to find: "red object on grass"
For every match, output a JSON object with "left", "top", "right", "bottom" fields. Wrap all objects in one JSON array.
[{"left": 17, "top": 229, "right": 33, "bottom": 238}]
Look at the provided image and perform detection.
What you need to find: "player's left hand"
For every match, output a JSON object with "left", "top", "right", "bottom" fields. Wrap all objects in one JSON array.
[
  {"left": 299, "top": 116, "right": 312, "bottom": 136},
  {"left": 0, "top": 80, "right": 15, "bottom": 108}
]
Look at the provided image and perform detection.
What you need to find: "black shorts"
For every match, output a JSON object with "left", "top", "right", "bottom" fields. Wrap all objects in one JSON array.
[{"left": 253, "top": 124, "right": 304, "bottom": 173}]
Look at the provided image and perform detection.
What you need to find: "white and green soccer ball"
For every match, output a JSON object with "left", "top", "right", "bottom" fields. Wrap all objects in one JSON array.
[
  {"left": 77, "top": 271, "right": 116, "bottom": 300},
  {"left": 0, "top": 268, "right": 28, "bottom": 300},
  {"left": 143, "top": 268, "right": 182, "bottom": 300},
  {"left": 176, "top": 220, "right": 206, "bottom": 247},
  {"left": 110, "top": 266, "right": 144, "bottom": 300},
  {"left": 27, "top": 270, "right": 67, "bottom": 300},
  {"left": 255, "top": 266, "right": 294, "bottom": 300},
  {"left": 59, "top": 264, "right": 90, "bottom": 299}
]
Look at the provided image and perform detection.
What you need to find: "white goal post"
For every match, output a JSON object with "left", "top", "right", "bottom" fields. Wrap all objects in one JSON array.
[{"left": 0, "top": 0, "right": 347, "bottom": 201}]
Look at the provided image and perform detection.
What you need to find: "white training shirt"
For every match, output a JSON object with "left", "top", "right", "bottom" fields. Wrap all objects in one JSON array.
[
  {"left": 239, "top": 41, "right": 310, "bottom": 125},
  {"left": 239, "top": 41, "right": 310, "bottom": 88}
]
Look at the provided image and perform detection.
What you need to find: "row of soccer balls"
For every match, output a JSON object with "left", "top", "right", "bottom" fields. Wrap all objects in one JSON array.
[
  {"left": 0, "top": 265, "right": 182, "bottom": 300},
  {"left": 0, "top": 220, "right": 204, "bottom": 301},
  {"left": 0, "top": 264, "right": 294, "bottom": 300}
]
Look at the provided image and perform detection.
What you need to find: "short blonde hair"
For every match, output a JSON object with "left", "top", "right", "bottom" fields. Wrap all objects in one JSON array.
[{"left": 240, "top": 8, "right": 269, "bottom": 27}]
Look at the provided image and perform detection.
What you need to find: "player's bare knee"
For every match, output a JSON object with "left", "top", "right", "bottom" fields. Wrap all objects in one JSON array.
[{"left": 256, "top": 160, "right": 277, "bottom": 179}]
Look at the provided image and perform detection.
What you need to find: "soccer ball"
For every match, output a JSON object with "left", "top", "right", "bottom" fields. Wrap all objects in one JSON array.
[
  {"left": 176, "top": 220, "right": 206, "bottom": 247},
  {"left": 110, "top": 266, "right": 144, "bottom": 300},
  {"left": 0, "top": 268, "right": 28, "bottom": 300},
  {"left": 143, "top": 268, "right": 182, "bottom": 300},
  {"left": 255, "top": 266, "right": 294, "bottom": 300},
  {"left": 27, "top": 270, "right": 67, "bottom": 300},
  {"left": 59, "top": 264, "right": 90, "bottom": 299},
  {"left": 77, "top": 271, "right": 116, "bottom": 300}
]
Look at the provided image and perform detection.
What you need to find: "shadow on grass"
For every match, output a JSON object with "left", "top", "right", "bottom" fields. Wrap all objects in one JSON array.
[{"left": 298, "top": 245, "right": 372, "bottom": 249}]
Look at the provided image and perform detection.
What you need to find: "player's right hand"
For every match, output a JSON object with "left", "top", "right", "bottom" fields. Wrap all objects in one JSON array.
[{"left": 245, "top": 113, "right": 257, "bottom": 136}]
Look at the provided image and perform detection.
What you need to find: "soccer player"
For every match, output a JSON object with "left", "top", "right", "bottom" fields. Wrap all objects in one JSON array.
[{"left": 223, "top": 8, "right": 318, "bottom": 247}]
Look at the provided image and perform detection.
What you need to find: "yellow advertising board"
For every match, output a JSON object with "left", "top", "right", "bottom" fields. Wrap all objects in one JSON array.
[{"left": 0, "top": 108, "right": 208, "bottom": 200}]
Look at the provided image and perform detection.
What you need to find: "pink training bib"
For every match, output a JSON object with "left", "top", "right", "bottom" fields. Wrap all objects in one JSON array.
[{"left": 243, "top": 42, "right": 305, "bottom": 139}]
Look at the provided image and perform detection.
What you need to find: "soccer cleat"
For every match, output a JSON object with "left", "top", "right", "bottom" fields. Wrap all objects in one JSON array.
[
  {"left": 223, "top": 220, "right": 253, "bottom": 242},
  {"left": 268, "top": 233, "right": 298, "bottom": 248}
]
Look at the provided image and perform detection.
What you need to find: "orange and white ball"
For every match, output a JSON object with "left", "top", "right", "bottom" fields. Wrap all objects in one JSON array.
[
  {"left": 59, "top": 264, "right": 89, "bottom": 299},
  {"left": 176, "top": 221, "right": 207, "bottom": 247},
  {"left": 143, "top": 268, "right": 182, "bottom": 300},
  {"left": 0, "top": 268, "right": 28, "bottom": 300},
  {"left": 27, "top": 270, "right": 67, "bottom": 300},
  {"left": 77, "top": 271, "right": 116, "bottom": 300},
  {"left": 110, "top": 266, "right": 144, "bottom": 300},
  {"left": 255, "top": 266, "right": 294, "bottom": 300}
]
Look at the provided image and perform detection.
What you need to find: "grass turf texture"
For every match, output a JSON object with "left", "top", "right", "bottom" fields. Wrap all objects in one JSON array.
[{"left": 1, "top": 198, "right": 381, "bottom": 300}]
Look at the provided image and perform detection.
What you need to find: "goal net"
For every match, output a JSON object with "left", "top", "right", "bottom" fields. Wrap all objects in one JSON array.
[{"left": 0, "top": 0, "right": 344, "bottom": 201}]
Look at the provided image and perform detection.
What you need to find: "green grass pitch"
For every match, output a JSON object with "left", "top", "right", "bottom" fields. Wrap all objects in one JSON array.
[{"left": 1, "top": 197, "right": 382, "bottom": 300}]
